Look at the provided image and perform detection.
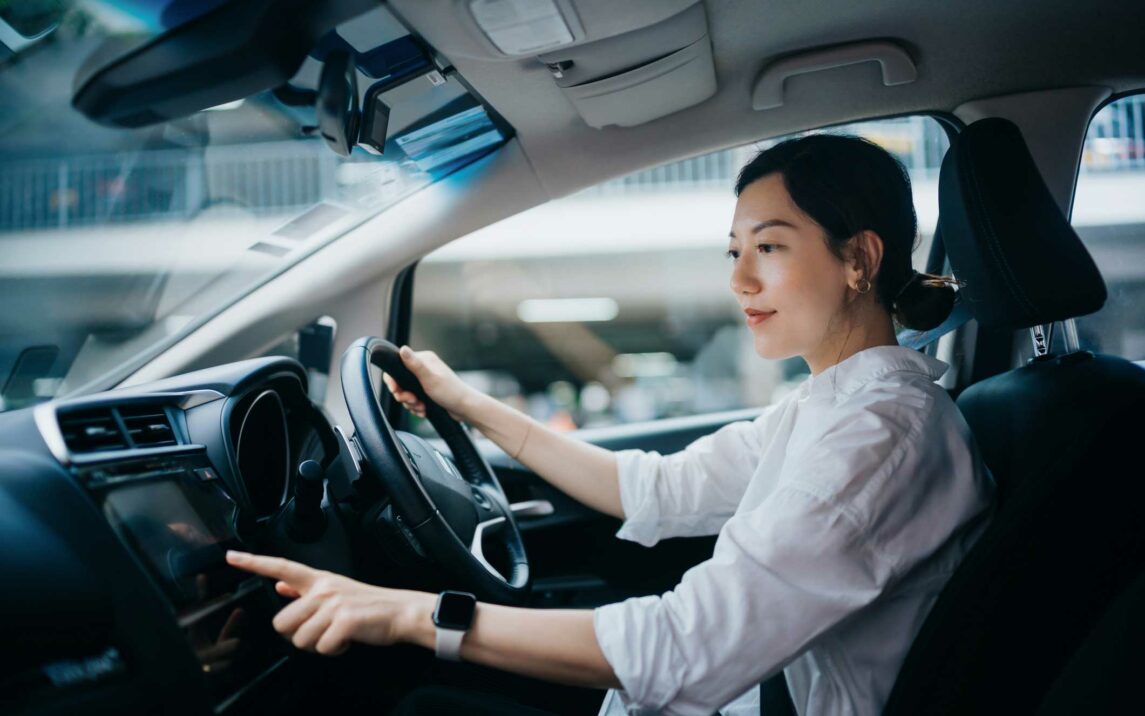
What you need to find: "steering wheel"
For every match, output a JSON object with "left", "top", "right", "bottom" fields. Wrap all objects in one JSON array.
[{"left": 339, "top": 337, "right": 530, "bottom": 604}]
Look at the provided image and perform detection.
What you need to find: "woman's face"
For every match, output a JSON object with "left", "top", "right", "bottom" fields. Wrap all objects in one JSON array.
[{"left": 728, "top": 173, "right": 854, "bottom": 373}]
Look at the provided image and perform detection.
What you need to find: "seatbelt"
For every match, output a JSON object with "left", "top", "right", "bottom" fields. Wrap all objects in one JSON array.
[{"left": 896, "top": 293, "right": 974, "bottom": 351}]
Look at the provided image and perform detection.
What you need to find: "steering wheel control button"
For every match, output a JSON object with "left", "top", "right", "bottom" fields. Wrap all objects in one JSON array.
[
  {"left": 400, "top": 443, "right": 424, "bottom": 478},
  {"left": 194, "top": 467, "right": 219, "bottom": 482},
  {"left": 472, "top": 489, "right": 491, "bottom": 510}
]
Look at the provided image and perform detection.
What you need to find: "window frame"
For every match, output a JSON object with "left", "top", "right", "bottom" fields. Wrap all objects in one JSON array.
[
  {"left": 1058, "top": 88, "right": 1145, "bottom": 362},
  {"left": 386, "top": 112, "right": 965, "bottom": 429}
]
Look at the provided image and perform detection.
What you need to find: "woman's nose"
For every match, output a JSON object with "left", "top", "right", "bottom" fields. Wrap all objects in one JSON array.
[{"left": 730, "top": 258, "right": 760, "bottom": 295}]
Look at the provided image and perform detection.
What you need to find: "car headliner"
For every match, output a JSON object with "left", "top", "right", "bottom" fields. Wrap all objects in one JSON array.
[{"left": 391, "top": 0, "right": 1145, "bottom": 198}]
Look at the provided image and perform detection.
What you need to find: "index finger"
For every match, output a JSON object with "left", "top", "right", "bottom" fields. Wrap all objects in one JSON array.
[{"left": 226, "top": 551, "right": 316, "bottom": 589}]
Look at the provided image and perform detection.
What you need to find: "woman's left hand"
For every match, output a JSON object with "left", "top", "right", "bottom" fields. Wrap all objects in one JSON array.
[{"left": 225, "top": 550, "right": 432, "bottom": 656}]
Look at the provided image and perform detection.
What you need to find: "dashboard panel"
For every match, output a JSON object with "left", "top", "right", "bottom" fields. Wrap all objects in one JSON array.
[{"left": 0, "top": 357, "right": 343, "bottom": 716}]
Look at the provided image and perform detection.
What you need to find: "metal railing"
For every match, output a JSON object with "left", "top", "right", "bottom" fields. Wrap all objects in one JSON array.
[
  {"left": 3, "top": 97, "right": 1144, "bottom": 232},
  {"left": 587, "top": 98, "right": 1145, "bottom": 197},
  {"left": 584, "top": 115, "right": 950, "bottom": 197},
  {"left": 1079, "top": 94, "right": 1145, "bottom": 173},
  {"left": 0, "top": 142, "right": 331, "bottom": 233}
]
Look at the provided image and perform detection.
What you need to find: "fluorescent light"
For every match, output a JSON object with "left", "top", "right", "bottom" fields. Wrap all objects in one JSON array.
[
  {"left": 612, "top": 353, "right": 678, "bottom": 378},
  {"left": 517, "top": 298, "right": 618, "bottom": 323}
]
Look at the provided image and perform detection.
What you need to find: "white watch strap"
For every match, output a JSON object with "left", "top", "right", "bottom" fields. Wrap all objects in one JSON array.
[{"left": 435, "top": 627, "right": 466, "bottom": 661}]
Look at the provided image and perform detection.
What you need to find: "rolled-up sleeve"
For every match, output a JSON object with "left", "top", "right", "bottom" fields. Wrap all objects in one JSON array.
[
  {"left": 614, "top": 406, "right": 780, "bottom": 547},
  {"left": 595, "top": 486, "right": 893, "bottom": 715},
  {"left": 595, "top": 401, "right": 918, "bottom": 715}
]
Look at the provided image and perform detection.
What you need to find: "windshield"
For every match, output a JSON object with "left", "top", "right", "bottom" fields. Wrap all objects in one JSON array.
[{"left": 0, "top": 1, "right": 508, "bottom": 412}]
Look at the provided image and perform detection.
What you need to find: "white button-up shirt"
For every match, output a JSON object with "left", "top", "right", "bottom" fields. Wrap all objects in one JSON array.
[{"left": 593, "top": 345, "right": 996, "bottom": 716}]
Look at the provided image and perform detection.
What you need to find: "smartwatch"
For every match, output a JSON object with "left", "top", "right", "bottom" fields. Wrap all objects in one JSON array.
[{"left": 432, "top": 590, "right": 477, "bottom": 661}]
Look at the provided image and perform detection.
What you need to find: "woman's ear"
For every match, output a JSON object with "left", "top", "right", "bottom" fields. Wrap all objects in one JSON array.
[{"left": 845, "top": 230, "right": 885, "bottom": 284}]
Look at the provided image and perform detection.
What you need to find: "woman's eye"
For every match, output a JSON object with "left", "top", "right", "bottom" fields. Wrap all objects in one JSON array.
[{"left": 725, "top": 244, "right": 777, "bottom": 260}]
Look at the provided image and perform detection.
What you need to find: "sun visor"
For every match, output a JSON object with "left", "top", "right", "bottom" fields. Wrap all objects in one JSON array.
[{"left": 537, "top": 2, "right": 715, "bottom": 129}]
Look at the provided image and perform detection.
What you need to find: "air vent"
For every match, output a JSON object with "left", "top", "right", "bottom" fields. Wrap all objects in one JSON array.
[
  {"left": 59, "top": 410, "right": 128, "bottom": 453},
  {"left": 57, "top": 404, "right": 181, "bottom": 454},
  {"left": 119, "top": 406, "right": 178, "bottom": 448}
]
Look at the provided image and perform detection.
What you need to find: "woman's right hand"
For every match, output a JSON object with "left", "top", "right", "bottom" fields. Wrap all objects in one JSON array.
[{"left": 382, "top": 346, "right": 477, "bottom": 421}]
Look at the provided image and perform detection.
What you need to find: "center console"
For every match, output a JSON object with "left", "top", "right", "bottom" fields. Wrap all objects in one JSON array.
[{"left": 84, "top": 454, "right": 289, "bottom": 712}]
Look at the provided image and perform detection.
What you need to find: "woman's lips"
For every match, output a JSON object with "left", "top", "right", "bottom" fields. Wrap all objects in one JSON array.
[{"left": 745, "top": 310, "right": 776, "bottom": 327}]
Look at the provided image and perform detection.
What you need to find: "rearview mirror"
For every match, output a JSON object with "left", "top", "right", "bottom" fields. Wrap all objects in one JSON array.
[
  {"left": 71, "top": 0, "right": 376, "bottom": 128},
  {"left": 317, "top": 51, "right": 360, "bottom": 157}
]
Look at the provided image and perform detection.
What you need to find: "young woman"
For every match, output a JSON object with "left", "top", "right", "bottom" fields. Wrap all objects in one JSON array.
[{"left": 227, "top": 134, "right": 995, "bottom": 715}]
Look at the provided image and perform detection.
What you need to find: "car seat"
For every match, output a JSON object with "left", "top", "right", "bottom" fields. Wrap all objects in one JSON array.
[
  {"left": 882, "top": 117, "right": 1145, "bottom": 714},
  {"left": 1034, "top": 565, "right": 1145, "bottom": 714}
]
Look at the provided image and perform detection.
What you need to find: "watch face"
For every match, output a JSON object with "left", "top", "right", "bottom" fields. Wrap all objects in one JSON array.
[{"left": 433, "top": 591, "right": 477, "bottom": 630}]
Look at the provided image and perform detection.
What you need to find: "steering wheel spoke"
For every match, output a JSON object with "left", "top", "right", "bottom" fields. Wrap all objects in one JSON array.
[{"left": 470, "top": 516, "right": 508, "bottom": 580}]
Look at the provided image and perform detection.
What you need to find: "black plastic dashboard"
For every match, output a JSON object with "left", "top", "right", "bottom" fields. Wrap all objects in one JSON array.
[{"left": 0, "top": 357, "right": 342, "bottom": 716}]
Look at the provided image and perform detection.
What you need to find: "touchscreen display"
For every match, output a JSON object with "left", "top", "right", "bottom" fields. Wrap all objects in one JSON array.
[
  {"left": 102, "top": 474, "right": 287, "bottom": 707},
  {"left": 103, "top": 479, "right": 239, "bottom": 608}
]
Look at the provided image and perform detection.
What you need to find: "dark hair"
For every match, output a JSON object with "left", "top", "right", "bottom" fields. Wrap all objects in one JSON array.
[{"left": 734, "top": 133, "right": 957, "bottom": 331}]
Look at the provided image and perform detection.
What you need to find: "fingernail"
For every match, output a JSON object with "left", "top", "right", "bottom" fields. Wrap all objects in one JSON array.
[
  {"left": 226, "top": 550, "right": 247, "bottom": 561},
  {"left": 400, "top": 346, "right": 412, "bottom": 357}
]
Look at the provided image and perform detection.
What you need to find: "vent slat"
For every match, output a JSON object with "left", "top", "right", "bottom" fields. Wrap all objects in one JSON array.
[
  {"left": 119, "top": 406, "right": 178, "bottom": 447},
  {"left": 59, "top": 410, "right": 128, "bottom": 452},
  {"left": 59, "top": 405, "right": 180, "bottom": 452}
]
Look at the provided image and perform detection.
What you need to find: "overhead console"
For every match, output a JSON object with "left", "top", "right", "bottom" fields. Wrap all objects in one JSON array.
[{"left": 461, "top": 0, "right": 716, "bottom": 128}]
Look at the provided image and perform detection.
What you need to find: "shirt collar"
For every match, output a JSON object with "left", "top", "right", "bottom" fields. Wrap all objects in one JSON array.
[{"left": 799, "top": 345, "right": 950, "bottom": 401}]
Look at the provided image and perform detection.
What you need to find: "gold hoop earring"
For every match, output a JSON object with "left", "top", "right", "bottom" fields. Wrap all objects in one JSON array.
[{"left": 854, "top": 278, "right": 872, "bottom": 294}]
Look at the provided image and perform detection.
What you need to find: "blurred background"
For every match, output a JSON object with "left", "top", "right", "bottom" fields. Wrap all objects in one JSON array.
[{"left": 407, "top": 102, "right": 1145, "bottom": 435}]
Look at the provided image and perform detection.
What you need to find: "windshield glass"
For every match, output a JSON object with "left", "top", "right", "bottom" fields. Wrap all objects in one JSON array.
[{"left": 0, "top": 1, "right": 508, "bottom": 412}]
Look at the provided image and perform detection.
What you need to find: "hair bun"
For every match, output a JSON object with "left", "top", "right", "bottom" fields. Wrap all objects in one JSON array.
[{"left": 892, "top": 271, "right": 963, "bottom": 331}]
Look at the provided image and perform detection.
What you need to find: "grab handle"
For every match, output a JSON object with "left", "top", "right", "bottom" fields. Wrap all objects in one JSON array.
[{"left": 752, "top": 40, "right": 917, "bottom": 110}]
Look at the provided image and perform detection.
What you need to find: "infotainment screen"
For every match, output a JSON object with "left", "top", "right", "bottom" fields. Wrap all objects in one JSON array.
[
  {"left": 102, "top": 477, "right": 245, "bottom": 609},
  {"left": 100, "top": 469, "right": 288, "bottom": 710}
]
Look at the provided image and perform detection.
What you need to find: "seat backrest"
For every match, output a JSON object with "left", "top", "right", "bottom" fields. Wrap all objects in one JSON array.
[
  {"left": 1036, "top": 565, "right": 1145, "bottom": 715},
  {"left": 884, "top": 117, "right": 1145, "bottom": 714}
]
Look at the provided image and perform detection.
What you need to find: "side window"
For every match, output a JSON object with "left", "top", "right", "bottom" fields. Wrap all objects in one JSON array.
[
  {"left": 1069, "top": 94, "right": 1145, "bottom": 362},
  {"left": 409, "top": 117, "right": 950, "bottom": 435}
]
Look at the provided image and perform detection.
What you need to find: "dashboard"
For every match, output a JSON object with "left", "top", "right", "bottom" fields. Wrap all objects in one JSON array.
[{"left": 0, "top": 357, "right": 349, "bottom": 716}]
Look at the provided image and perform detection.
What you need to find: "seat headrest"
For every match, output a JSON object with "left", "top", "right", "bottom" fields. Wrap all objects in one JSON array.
[{"left": 939, "top": 117, "right": 1106, "bottom": 329}]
